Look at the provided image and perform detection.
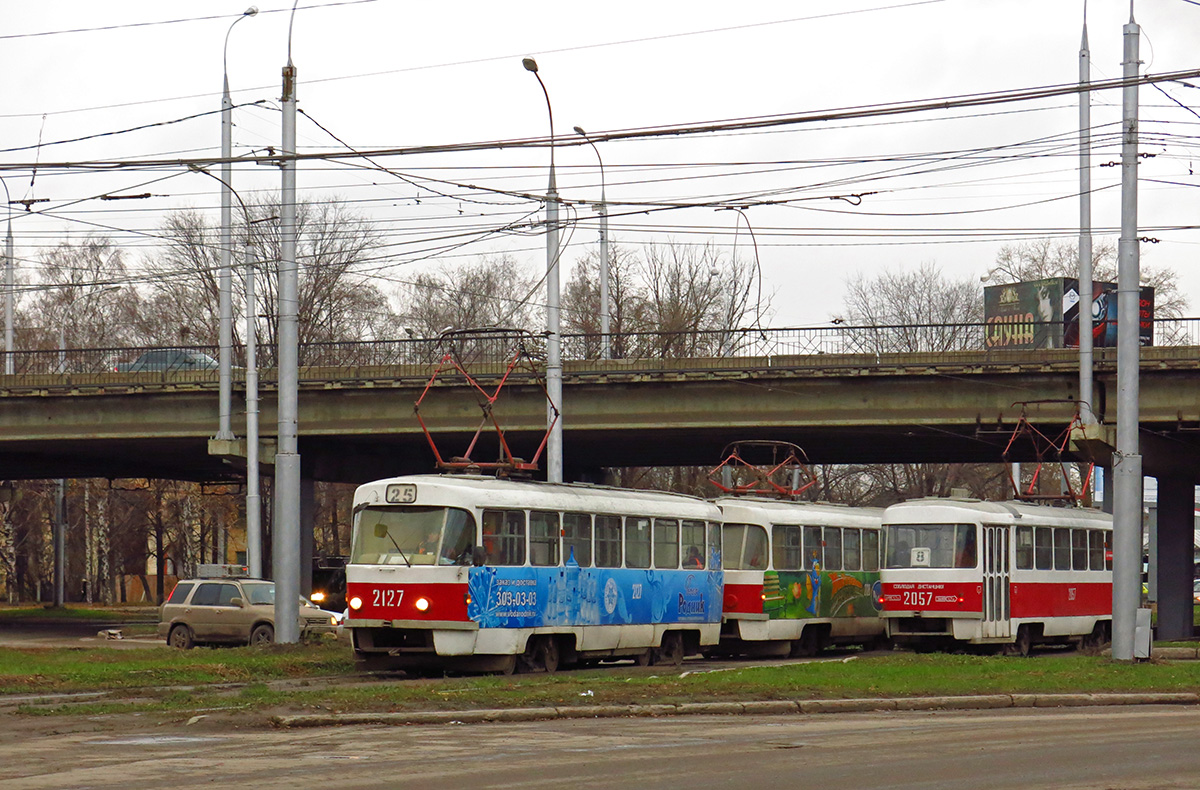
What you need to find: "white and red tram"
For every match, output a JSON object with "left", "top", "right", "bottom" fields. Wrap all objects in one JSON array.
[
  {"left": 879, "top": 497, "right": 1112, "bottom": 654},
  {"left": 344, "top": 474, "right": 723, "bottom": 673},
  {"left": 717, "top": 497, "right": 885, "bottom": 656}
]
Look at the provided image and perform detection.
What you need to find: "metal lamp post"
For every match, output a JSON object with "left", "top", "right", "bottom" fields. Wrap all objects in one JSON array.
[
  {"left": 188, "top": 163, "right": 266, "bottom": 578},
  {"left": 218, "top": 6, "right": 258, "bottom": 442},
  {"left": 573, "top": 126, "right": 610, "bottom": 360},
  {"left": 523, "top": 57, "right": 563, "bottom": 483}
]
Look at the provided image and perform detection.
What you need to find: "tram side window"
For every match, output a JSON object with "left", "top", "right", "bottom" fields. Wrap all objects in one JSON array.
[
  {"left": 529, "top": 511, "right": 560, "bottom": 567},
  {"left": 707, "top": 522, "right": 722, "bottom": 569},
  {"left": 626, "top": 518, "right": 651, "bottom": 569},
  {"left": 682, "top": 520, "right": 706, "bottom": 569},
  {"left": 1088, "top": 529, "right": 1105, "bottom": 571},
  {"left": 1053, "top": 528, "right": 1072, "bottom": 570},
  {"left": 1104, "top": 532, "right": 1113, "bottom": 571},
  {"left": 824, "top": 528, "right": 843, "bottom": 571},
  {"left": 1034, "top": 527, "right": 1053, "bottom": 570},
  {"left": 954, "top": 525, "right": 977, "bottom": 569},
  {"left": 1015, "top": 526, "right": 1034, "bottom": 570},
  {"left": 803, "top": 526, "right": 823, "bottom": 570},
  {"left": 563, "top": 513, "right": 592, "bottom": 566},
  {"left": 654, "top": 519, "right": 680, "bottom": 569},
  {"left": 1072, "top": 528, "right": 1089, "bottom": 571},
  {"left": 862, "top": 530, "right": 879, "bottom": 572},
  {"left": 843, "top": 528, "right": 861, "bottom": 571},
  {"left": 722, "top": 524, "right": 767, "bottom": 570},
  {"left": 595, "top": 516, "right": 621, "bottom": 568},
  {"left": 773, "top": 525, "right": 803, "bottom": 571},
  {"left": 482, "top": 510, "right": 526, "bottom": 566}
]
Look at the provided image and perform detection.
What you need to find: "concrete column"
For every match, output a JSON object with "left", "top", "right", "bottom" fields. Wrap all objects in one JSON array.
[
  {"left": 300, "top": 476, "right": 315, "bottom": 598},
  {"left": 1153, "top": 476, "right": 1195, "bottom": 641}
]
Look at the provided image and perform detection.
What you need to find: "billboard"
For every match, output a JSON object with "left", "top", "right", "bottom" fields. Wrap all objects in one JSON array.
[{"left": 984, "top": 278, "right": 1153, "bottom": 350}]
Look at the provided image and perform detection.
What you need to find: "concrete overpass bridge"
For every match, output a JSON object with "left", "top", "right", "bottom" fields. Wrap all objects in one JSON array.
[
  {"left": 4, "top": 324, "right": 1198, "bottom": 639},
  {"left": 1, "top": 326, "right": 1199, "bottom": 481}
]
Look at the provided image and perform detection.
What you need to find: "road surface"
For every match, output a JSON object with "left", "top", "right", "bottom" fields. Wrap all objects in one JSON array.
[{"left": 1, "top": 705, "right": 1196, "bottom": 789}]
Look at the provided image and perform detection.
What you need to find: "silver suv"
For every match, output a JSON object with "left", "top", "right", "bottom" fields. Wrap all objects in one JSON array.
[{"left": 158, "top": 577, "right": 337, "bottom": 648}]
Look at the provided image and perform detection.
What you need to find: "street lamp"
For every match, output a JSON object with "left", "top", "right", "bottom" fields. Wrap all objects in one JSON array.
[
  {"left": 219, "top": 6, "right": 258, "bottom": 442},
  {"left": 523, "top": 57, "right": 563, "bottom": 483},
  {"left": 573, "top": 126, "right": 611, "bottom": 360},
  {"left": 189, "top": 163, "right": 268, "bottom": 582}
]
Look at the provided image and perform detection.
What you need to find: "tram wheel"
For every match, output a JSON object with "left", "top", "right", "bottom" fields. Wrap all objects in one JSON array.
[
  {"left": 653, "top": 632, "right": 684, "bottom": 668},
  {"left": 790, "top": 627, "right": 822, "bottom": 658},
  {"left": 1004, "top": 625, "right": 1032, "bottom": 657},
  {"left": 635, "top": 649, "right": 653, "bottom": 667},
  {"left": 498, "top": 655, "right": 518, "bottom": 675},
  {"left": 537, "top": 637, "right": 560, "bottom": 673}
]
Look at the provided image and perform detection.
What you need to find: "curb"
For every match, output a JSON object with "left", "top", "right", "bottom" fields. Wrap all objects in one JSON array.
[{"left": 271, "top": 691, "right": 1200, "bottom": 729}]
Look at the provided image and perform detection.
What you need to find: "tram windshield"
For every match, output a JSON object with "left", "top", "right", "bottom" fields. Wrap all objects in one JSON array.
[
  {"left": 352, "top": 506, "right": 476, "bottom": 566},
  {"left": 884, "top": 523, "right": 976, "bottom": 569}
]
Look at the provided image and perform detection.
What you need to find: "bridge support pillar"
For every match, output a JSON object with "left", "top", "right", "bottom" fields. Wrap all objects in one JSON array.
[
  {"left": 301, "top": 476, "right": 315, "bottom": 599},
  {"left": 1153, "top": 475, "right": 1196, "bottom": 642}
]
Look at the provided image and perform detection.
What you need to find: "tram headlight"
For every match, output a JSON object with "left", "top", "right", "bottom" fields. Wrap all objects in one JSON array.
[
  {"left": 310, "top": 591, "right": 326, "bottom": 603},
  {"left": 414, "top": 596, "right": 430, "bottom": 612},
  {"left": 349, "top": 596, "right": 363, "bottom": 610}
]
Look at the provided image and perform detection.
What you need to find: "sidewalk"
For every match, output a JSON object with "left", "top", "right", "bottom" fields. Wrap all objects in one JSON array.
[{"left": 272, "top": 690, "right": 1200, "bottom": 728}]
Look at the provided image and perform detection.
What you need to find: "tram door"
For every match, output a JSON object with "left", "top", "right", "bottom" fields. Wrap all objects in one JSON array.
[{"left": 980, "top": 525, "right": 1011, "bottom": 639}]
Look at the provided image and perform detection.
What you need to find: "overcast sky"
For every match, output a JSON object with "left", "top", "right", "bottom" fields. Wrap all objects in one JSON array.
[{"left": 2, "top": 0, "right": 1199, "bottom": 329}]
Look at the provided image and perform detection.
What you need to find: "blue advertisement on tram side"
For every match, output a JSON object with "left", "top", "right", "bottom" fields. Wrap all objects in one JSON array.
[{"left": 467, "top": 560, "right": 722, "bottom": 629}]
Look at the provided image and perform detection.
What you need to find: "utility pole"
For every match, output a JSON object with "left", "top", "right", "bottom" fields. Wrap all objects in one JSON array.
[
  {"left": 273, "top": 40, "right": 301, "bottom": 643},
  {"left": 1078, "top": 12, "right": 1095, "bottom": 427},
  {"left": 1111, "top": 9, "right": 1143, "bottom": 662}
]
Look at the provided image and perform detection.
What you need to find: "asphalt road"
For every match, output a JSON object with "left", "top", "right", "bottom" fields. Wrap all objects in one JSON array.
[{"left": 1, "top": 706, "right": 1197, "bottom": 789}]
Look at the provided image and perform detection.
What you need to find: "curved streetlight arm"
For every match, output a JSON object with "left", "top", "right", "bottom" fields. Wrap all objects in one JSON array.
[{"left": 223, "top": 7, "right": 258, "bottom": 82}]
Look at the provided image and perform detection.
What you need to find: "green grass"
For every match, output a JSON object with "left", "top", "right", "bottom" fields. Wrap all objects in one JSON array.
[
  {"left": 6, "top": 648, "right": 1200, "bottom": 719},
  {"left": 0, "top": 604, "right": 158, "bottom": 622},
  {"left": 0, "top": 642, "right": 353, "bottom": 694}
]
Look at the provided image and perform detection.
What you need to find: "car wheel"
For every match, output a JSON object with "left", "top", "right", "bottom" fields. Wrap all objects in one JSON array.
[
  {"left": 250, "top": 623, "right": 275, "bottom": 647},
  {"left": 168, "top": 624, "right": 194, "bottom": 650}
]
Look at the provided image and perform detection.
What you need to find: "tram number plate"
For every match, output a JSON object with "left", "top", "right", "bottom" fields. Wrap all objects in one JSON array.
[
  {"left": 902, "top": 591, "right": 934, "bottom": 607},
  {"left": 372, "top": 588, "right": 404, "bottom": 608}
]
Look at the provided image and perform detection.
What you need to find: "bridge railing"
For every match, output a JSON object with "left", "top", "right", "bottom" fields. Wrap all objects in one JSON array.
[{"left": 1, "top": 318, "right": 1198, "bottom": 387}]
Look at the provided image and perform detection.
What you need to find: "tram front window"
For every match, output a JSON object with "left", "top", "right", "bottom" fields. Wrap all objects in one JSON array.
[
  {"left": 352, "top": 506, "right": 475, "bottom": 565},
  {"left": 884, "top": 524, "right": 975, "bottom": 569}
]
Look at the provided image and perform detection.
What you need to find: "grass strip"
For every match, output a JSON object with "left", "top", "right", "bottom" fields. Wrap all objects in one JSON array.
[{"left": 6, "top": 648, "right": 1200, "bottom": 718}]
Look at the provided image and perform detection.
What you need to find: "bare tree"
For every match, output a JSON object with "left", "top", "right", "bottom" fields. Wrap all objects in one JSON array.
[
  {"left": 838, "top": 261, "right": 982, "bottom": 353},
  {"left": 23, "top": 237, "right": 142, "bottom": 354},
  {"left": 399, "top": 253, "right": 539, "bottom": 335},
  {"left": 141, "top": 199, "right": 396, "bottom": 356},
  {"left": 562, "top": 240, "right": 765, "bottom": 359}
]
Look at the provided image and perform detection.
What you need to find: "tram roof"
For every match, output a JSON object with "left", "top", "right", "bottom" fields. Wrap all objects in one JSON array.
[
  {"left": 355, "top": 473, "right": 721, "bottom": 516},
  {"left": 883, "top": 497, "right": 1111, "bottom": 527},
  {"left": 715, "top": 496, "right": 883, "bottom": 527}
]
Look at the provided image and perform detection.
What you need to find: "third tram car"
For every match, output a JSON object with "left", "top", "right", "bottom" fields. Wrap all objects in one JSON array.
[
  {"left": 344, "top": 475, "right": 723, "bottom": 673},
  {"left": 717, "top": 497, "right": 885, "bottom": 656},
  {"left": 879, "top": 497, "right": 1113, "bottom": 655}
]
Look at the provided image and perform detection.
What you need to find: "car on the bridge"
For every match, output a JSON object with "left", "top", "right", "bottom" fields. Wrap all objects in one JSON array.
[
  {"left": 115, "top": 348, "right": 219, "bottom": 372},
  {"left": 158, "top": 573, "right": 339, "bottom": 649}
]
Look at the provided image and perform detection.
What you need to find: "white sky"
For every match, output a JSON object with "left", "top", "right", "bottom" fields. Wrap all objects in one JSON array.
[{"left": 2, "top": 0, "right": 1199, "bottom": 329}]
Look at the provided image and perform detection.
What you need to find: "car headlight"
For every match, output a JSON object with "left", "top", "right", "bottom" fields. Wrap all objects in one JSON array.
[{"left": 310, "top": 591, "right": 326, "bottom": 603}]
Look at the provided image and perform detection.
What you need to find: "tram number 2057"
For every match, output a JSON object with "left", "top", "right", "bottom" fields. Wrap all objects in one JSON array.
[
  {"left": 372, "top": 588, "right": 404, "bottom": 607},
  {"left": 901, "top": 591, "right": 934, "bottom": 607}
]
